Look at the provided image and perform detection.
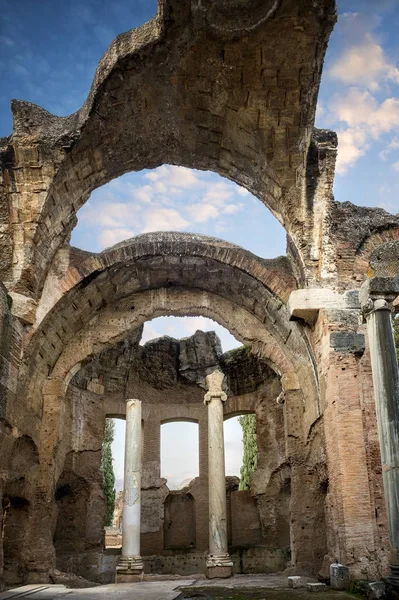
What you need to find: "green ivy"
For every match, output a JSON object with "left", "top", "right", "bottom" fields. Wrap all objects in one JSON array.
[
  {"left": 101, "top": 418, "right": 116, "bottom": 527},
  {"left": 394, "top": 315, "right": 399, "bottom": 364}
]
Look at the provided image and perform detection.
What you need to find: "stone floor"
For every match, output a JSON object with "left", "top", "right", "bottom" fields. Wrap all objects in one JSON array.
[{"left": 0, "top": 576, "right": 360, "bottom": 600}]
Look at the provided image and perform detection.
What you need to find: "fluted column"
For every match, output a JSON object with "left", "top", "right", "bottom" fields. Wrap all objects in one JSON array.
[
  {"left": 116, "top": 399, "right": 144, "bottom": 581},
  {"left": 204, "top": 371, "right": 232, "bottom": 578},
  {"left": 361, "top": 278, "right": 399, "bottom": 588}
]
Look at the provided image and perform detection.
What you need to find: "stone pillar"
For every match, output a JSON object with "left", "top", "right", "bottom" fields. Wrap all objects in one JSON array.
[
  {"left": 116, "top": 399, "right": 144, "bottom": 582},
  {"left": 361, "top": 277, "right": 399, "bottom": 587},
  {"left": 204, "top": 371, "right": 232, "bottom": 579}
]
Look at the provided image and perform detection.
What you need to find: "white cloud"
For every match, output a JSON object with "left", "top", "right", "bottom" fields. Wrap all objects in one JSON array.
[
  {"left": 328, "top": 34, "right": 399, "bottom": 91},
  {"left": 392, "top": 160, "right": 399, "bottom": 172},
  {"left": 223, "top": 204, "right": 243, "bottom": 215},
  {"left": 327, "top": 89, "right": 399, "bottom": 174},
  {"left": 319, "top": 15, "right": 399, "bottom": 175},
  {"left": 185, "top": 202, "right": 219, "bottom": 223},
  {"left": 74, "top": 164, "right": 256, "bottom": 251},
  {"left": 99, "top": 227, "right": 135, "bottom": 248},
  {"left": 202, "top": 181, "right": 234, "bottom": 207},
  {"left": 141, "top": 208, "right": 189, "bottom": 232},
  {"left": 237, "top": 186, "right": 249, "bottom": 196},
  {"left": 379, "top": 138, "right": 399, "bottom": 161},
  {"left": 144, "top": 165, "right": 199, "bottom": 188}
]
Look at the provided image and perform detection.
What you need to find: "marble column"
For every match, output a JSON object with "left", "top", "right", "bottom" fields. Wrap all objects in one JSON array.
[
  {"left": 204, "top": 371, "right": 233, "bottom": 578},
  {"left": 361, "top": 278, "right": 399, "bottom": 587},
  {"left": 116, "top": 399, "right": 144, "bottom": 582}
]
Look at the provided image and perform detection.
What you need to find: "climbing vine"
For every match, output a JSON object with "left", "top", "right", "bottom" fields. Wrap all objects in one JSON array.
[
  {"left": 394, "top": 315, "right": 399, "bottom": 363},
  {"left": 101, "top": 418, "right": 116, "bottom": 527},
  {"left": 238, "top": 414, "right": 258, "bottom": 491}
]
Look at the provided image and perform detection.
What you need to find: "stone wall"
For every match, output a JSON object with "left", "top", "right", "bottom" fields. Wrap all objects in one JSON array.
[
  {"left": 0, "top": 0, "right": 397, "bottom": 588},
  {"left": 49, "top": 331, "right": 330, "bottom": 582}
]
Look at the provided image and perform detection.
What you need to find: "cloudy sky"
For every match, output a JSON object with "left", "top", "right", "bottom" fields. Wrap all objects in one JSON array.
[{"left": 1, "top": 0, "right": 399, "bottom": 489}]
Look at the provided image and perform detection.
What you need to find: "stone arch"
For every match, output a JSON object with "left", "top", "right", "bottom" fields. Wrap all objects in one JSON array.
[
  {"left": 352, "top": 227, "right": 399, "bottom": 282},
  {"left": 35, "top": 231, "right": 297, "bottom": 327},
  {"left": 22, "top": 233, "right": 310, "bottom": 406},
  {"left": 31, "top": 283, "right": 316, "bottom": 507},
  {"left": 17, "top": 234, "right": 321, "bottom": 578},
  {"left": 4, "top": 0, "right": 337, "bottom": 296}
]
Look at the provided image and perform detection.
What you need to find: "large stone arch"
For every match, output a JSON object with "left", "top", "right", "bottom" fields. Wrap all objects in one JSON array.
[
  {"left": 17, "top": 233, "right": 322, "bottom": 580},
  {"left": 2, "top": 0, "right": 337, "bottom": 297},
  {"left": 34, "top": 232, "right": 297, "bottom": 327}
]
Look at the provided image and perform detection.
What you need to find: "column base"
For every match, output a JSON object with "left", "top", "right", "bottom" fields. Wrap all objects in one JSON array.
[
  {"left": 388, "top": 564, "right": 399, "bottom": 591},
  {"left": 115, "top": 556, "right": 144, "bottom": 583},
  {"left": 206, "top": 553, "right": 233, "bottom": 579}
]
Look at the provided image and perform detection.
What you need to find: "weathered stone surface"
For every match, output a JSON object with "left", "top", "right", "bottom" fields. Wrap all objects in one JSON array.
[
  {"left": 329, "top": 563, "right": 350, "bottom": 590},
  {"left": 329, "top": 332, "right": 365, "bottom": 355},
  {"left": 0, "top": 0, "right": 398, "bottom": 590},
  {"left": 288, "top": 576, "right": 302, "bottom": 588},
  {"left": 307, "top": 583, "right": 328, "bottom": 592},
  {"left": 368, "top": 582, "right": 386, "bottom": 600}
]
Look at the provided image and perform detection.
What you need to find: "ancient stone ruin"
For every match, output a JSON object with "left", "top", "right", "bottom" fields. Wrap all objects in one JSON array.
[{"left": 1, "top": 0, "right": 399, "bottom": 591}]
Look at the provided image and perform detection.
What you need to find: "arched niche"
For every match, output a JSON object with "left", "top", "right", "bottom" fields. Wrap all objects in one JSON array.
[{"left": 163, "top": 492, "right": 196, "bottom": 550}]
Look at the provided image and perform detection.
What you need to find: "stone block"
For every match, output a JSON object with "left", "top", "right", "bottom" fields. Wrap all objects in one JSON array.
[
  {"left": 288, "top": 576, "right": 302, "bottom": 588},
  {"left": 307, "top": 583, "right": 328, "bottom": 592},
  {"left": 329, "top": 332, "right": 365, "bottom": 355},
  {"left": 288, "top": 288, "right": 360, "bottom": 324},
  {"left": 368, "top": 582, "right": 386, "bottom": 600},
  {"left": 9, "top": 292, "right": 37, "bottom": 325},
  {"left": 115, "top": 572, "right": 144, "bottom": 583},
  {"left": 206, "top": 565, "right": 232, "bottom": 579},
  {"left": 330, "top": 563, "right": 350, "bottom": 590}
]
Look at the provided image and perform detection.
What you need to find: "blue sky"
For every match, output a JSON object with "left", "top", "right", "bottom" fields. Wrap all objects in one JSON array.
[{"left": 1, "top": 0, "right": 398, "bottom": 489}]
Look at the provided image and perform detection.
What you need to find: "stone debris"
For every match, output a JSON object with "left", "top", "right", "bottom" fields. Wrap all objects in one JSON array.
[
  {"left": 368, "top": 582, "right": 386, "bottom": 600},
  {"left": 329, "top": 563, "right": 350, "bottom": 590},
  {"left": 288, "top": 576, "right": 302, "bottom": 588},
  {"left": 307, "top": 583, "right": 328, "bottom": 592}
]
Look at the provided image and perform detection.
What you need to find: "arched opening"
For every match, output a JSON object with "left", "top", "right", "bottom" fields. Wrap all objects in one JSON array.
[
  {"left": 1, "top": 435, "right": 39, "bottom": 586},
  {"left": 70, "top": 166, "right": 287, "bottom": 261},
  {"left": 21, "top": 234, "right": 322, "bottom": 580},
  {"left": 161, "top": 421, "right": 199, "bottom": 491},
  {"left": 141, "top": 316, "right": 242, "bottom": 353},
  {"left": 2, "top": 496, "right": 30, "bottom": 586},
  {"left": 164, "top": 493, "right": 196, "bottom": 551},
  {"left": 224, "top": 416, "right": 245, "bottom": 480},
  {"left": 223, "top": 413, "right": 262, "bottom": 551},
  {"left": 53, "top": 472, "right": 91, "bottom": 574}
]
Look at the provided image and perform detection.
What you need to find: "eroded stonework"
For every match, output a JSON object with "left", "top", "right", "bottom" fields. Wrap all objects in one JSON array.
[{"left": 0, "top": 0, "right": 399, "bottom": 590}]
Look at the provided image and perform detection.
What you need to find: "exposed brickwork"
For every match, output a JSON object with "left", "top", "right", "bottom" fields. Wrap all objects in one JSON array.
[{"left": 0, "top": 0, "right": 396, "bottom": 589}]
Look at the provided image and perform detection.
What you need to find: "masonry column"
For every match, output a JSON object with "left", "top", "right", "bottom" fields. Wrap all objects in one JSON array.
[
  {"left": 116, "top": 399, "right": 144, "bottom": 582},
  {"left": 204, "top": 371, "right": 232, "bottom": 579},
  {"left": 360, "top": 277, "right": 399, "bottom": 587}
]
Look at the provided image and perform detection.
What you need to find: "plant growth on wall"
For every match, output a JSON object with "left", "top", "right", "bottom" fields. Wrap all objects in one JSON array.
[
  {"left": 101, "top": 418, "right": 116, "bottom": 527},
  {"left": 394, "top": 315, "right": 399, "bottom": 363}
]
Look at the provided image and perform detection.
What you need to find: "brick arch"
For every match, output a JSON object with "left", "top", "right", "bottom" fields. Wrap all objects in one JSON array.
[
  {"left": 35, "top": 231, "right": 297, "bottom": 328},
  {"left": 20, "top": 279, "right": 320, "bottom": 582},
  {"left": 30, "top": 286, "right": 317, "bottom": 493},
  {"left": 6, "top": 0, "right": 336, "bottom": 297},
  {"left": 352, "top": 226, "right": 399, "bottom": 282}
]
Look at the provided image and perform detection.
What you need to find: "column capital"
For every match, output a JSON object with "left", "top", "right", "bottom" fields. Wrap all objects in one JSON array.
[
  {"left": 204, "top": 391, "right": 227, "bottom": 405},
  {"left": 204, "top": 370, "right": 227, "bottom": 405},
  {"left": 126, "top": 398, "right": 141, "bottom": 407},
  {"left": 360, "top": 276, "right": 399, "bottom": 320}
]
